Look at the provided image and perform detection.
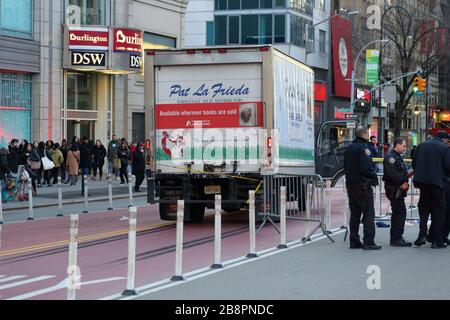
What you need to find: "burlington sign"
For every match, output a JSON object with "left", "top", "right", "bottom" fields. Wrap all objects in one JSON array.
[{"left": 113, "top": 28, "right": 143, "bottom": 53}]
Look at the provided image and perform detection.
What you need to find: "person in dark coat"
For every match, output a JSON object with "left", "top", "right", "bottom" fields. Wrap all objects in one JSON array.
[
  {"left": 409, "top": 145, "right": 417, "bottom": 159},
  {"left": 18, "top": 139, "right": 29, "bottom": 156},
  {"left": 79, "top": 137, "right": 92, "bottom": 195},
  {"left": 412, "top": 131, "right": 450, "bottom": 248},
  {"left": 132, "top": 143, "right": 145, "bottom": 192},
  {"left": 7, "top": 139, "right": 20, "bottom": 174},
  {"left": 22, "top": 143, "right": 38, "bottom": 194},
  {"left": 0, "top": 147, "right": 10, "bottom": 180},
  {"left": 117, "top": 141, "right": 130, "bottom": 184},
  {"left": 61, "top": 139, "right": 69, "bottom": 183},
  {"left": 344, "top": 127, "right": 381, "bottom": 250},
  {"left": 92, "top": 140, "right": 107, "bottom": 180}
]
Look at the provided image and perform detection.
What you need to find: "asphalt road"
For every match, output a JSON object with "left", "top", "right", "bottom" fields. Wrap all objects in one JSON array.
[{"left": 133, "top": 222, "right": 450, "bottom": 300}]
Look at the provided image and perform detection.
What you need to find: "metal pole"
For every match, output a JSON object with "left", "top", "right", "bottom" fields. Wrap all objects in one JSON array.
[
  {"left": 277, "top": 186, "right": 287, "bottom": 249},
  {"left": 325, "top": 180, "right": 332, "bottom": 231},
  {"left": 128, "top": 174, "right": 134, "bottom": 208},
  {"left": 67, "top": 214, "right": 79, "bottom": 300},
  {"left": 171, "top": 200, "right": 185, "bottom": 281},
  {"left": 57, "top": 176, "right": 63, "bottom": 217},
  {"left": 107, "top": 174, "right": 113, "bottom": 211},
  {"left": 122, "top": 206, "right": 138, "bottom": 296},
  {"left": 304, "top": 183, "right": 311, "bottom": 240},
  {"left": 342, "top": 176, "right": 349, "bottom": 229},
  {"left": 27, "top": 178, "right": 34, "bottom": 221},
  {"left": 82, "top": 175, "right": 88, "bottom": 213},
  {"left": 246, "top": 190, "right": 258, "bottom": 258},
  {"left": 375, "top": 178, "right": 381, "bottom": 216},
  {"left": 211, "top": 195, "right": 223, "bottom": 268}
]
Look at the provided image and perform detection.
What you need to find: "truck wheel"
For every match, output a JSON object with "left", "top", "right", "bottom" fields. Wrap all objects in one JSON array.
[
  {"left": 188, "top": 203, "right": 205, "bottom": 223},
  {"left": 159, "top": 203, "right": 177, "bottom": 221},
  {"left": 222, "top": 204, "right": 240, "bottom": 213}
]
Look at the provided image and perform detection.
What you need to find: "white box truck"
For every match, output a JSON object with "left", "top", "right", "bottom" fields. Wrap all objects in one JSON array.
[{"left": 144, "top": 46, "right": 355, "bottom": 222}]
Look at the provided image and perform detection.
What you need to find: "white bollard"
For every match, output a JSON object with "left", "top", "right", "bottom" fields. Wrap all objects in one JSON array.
[
  {"left": 211, "top": 195, "right": 223, "bottom": 268},
  {"left": 27, "top": 178, "right": 34, "bottom": 221},
  {"left": 278, "top": 186, "right": 287, "bottom": 249},
  {"left": 82, "top": 175, "right": 88, "bottom": 213},
  {"left": 57, "top": 176, "right": 63, "bottom": 217},
  {"left": 122, "top": 206, "right": 138, "bottom": 296},
  {"left": 246, "top": 190, "right": 258, "bottom": 258},
  {"left": 67, "top": 214, "right": 79, "bottom": 300},
  {"left": 171, "top": 200, "right": 185, "bottom": 281},
  {"left": 128, "top": 174, "right": 134, "bottom": 208},
  {"left": 375, "top": 179, "right": 381, "bottom": 217},
  {"left": 0, "top": 183, "right": 3, "bottom": 224},
  {"left": 409, "top": 177, "right": 416, "bottom": 209},
  {"left": 107, "top": 174, "right": 114, "bottom": 211},
  {"left": 304, "top": 183, "right": 311, "bottom": 240}
]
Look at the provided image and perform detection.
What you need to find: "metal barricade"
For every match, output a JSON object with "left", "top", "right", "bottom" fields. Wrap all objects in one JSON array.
[{"left": 257, "top": 174, "right": 334, "bottom": 243}]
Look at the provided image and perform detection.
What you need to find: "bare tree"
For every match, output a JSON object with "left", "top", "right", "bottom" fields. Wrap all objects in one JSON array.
[{"left": 379, "top": 6, "right": 449, "bottom": 137}]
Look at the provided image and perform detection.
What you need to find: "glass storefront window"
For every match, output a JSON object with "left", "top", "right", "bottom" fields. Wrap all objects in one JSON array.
[
  {"left": 228, "top": 16, "right": 240, "bottom": 44},
  {"left": 0, "top": 73, "right": 32, "bottom": 146},
  {"left": 274, "top": 15, "right": 286, "bottom": 43},
  {"left": 0, "top": 0, "right": 32, "bottom": 39},
  {"left": 259, "top": 14, "right": 272, "bottom": 44},
  {"left": 290, "top": 0, "right": 313, "bottom": 16},
  {"left": 67, "top": 72, "right": 98, "bottom": 111},
  {"left": 215, "top": 16, "right": 227, "bottom": 45},
  {"left": 66, "top": 0, "right": 107, "bottom": 25},
  {"left": 242, "top": 0, "right": 259, "bottom": 9},
  {"left": 241, "top": 15, "right": 259, "bottom": 44}
]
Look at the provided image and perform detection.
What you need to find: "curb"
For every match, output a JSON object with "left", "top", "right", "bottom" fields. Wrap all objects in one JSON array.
[{"left": 2, "top": 193, "right": 148, "bottom": 211}]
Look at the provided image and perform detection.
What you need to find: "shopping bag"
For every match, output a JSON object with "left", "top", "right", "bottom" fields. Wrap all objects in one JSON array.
[{"left": 42, "top": 156, "right": 55, "bottom": 171}]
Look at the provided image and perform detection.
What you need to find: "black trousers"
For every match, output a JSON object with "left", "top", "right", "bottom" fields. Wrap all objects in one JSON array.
[
  {"left": 347, "top": 185, "right": 376, "bottom": 245},
  {"left": 444, "top": 184, "right": 450, "bottom": 240},
  {"left": 92, "top": 160, "right": 104, "bottom": 178},
  {"left": 389, "top": 197, "right": 407, "bottom": 241},
  {"left": 134, "top": 170, "right": 145, "bottom": 191},
  {"left": 417, "top": 185, "right": 445, "bottom": 243}
]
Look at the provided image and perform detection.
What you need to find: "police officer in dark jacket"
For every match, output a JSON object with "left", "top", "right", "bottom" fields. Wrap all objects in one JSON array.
[
  {"left": 412, "top": 131, "right": 450, "bottom": 248},
  {"left": 383, "top": 137, "right": 412, "bottom": 247},
  {"left": 344, "top": 127, "right": 381, "bottom": 250}
]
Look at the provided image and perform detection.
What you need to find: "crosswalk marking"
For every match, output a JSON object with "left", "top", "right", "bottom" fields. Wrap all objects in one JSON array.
[
  {"left": 0, "top": 275, "right": 55, "bottom": 290},
  {"left": 0, "top": 275, "right": 26, "bottom": 283}
]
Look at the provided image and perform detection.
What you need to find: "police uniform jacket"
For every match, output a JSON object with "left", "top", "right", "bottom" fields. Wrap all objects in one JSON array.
[
  {"left": 383, "top": 150, "right": 408, "bottom": 187},
  {"left": 344, "top": 137, "right": 378, "bottom": 186},
  {"left": 412, "top": 137, "right": 450, "bottom": 189}
]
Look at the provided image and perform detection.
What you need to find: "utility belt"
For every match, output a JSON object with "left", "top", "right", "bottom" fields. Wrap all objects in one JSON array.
[
  {"left": 385, "top": 183, "right": 406, "bottom": 201},
  {"left": 347, "top": 177, "right": 378, "bottom": 192}
]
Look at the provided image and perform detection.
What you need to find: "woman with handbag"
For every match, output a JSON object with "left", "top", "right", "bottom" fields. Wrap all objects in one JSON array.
[{"left": 66, "top": 143, "right": 80, "bottom": 186}]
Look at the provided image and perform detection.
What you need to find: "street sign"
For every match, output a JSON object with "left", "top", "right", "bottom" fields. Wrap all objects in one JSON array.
[
  {"left": 365, "top": 50, "right": 379, "bottom": 85},
  {"left": 346, "top": 122, "right": 357, "bottom": 129},
  {"left": 344, "top": 114, "right": 358, "bottom": 119}
]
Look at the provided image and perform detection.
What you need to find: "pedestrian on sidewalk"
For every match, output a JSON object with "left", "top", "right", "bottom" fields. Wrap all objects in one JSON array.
[
  {"left": 107, "top": 135, "right": 120, "bottom": 179},
  {"left": 7, "top": 139, "right": 20, "bottom": 174},
  {"left": 80, "top": 137, "right": 92, "bottom": 195},
  {"left": 66, "top": 143, "right": 80, "bottom": 186},
  {"left": 412, "top": 131, "right": 450, "bottom": 248},
  {"left": 344, "top": 127, "right": 381, "bottom": 250},
  {"left": 383, "top": 137, "right": 412, "bottom": 247},
  {"left": 92, "top": 140, "right": 106, "bottom": 180},
  {"left": 61, "top": 139, "right": 69, "bottom": 183},
  {"left": 132, "top": 143, "right": 145, "bottom": 192},
  {"left": 23, "top": 143, "right": 38, "bottom": 195},
  {"left": 0, "top": 147, "right": 11, "bottom": 201},
  {"left": 50, "top": 143, "right": 64, "bottom": 185},
  {"left": 117, "top": 140, "right": 130, "bottom": 185}
]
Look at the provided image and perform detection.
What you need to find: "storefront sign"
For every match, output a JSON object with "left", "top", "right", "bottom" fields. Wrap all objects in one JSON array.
[
  {"left": 71, "top": 51, "right": 106, "bottom": 67},
  {"left": 130, "top": 54, "right": 142, "bottom": 69},
  {"left": 68, "top": 27, "right": 109, "bottom": 51},
  {"left": 335, "top": 107, "right": 352, "bottom": 119},
  {"left": 113, "top": 29, "right": 143, "bottom": 53},
  {"left": 331, "top": 16, "right": 353, "bottom": 98},
  {"left": 365, "top": 49, "right": 379, "bottom": 85}
]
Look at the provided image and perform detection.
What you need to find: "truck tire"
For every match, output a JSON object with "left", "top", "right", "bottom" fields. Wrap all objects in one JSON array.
[{"left": 159, "top": 203, "right": 177, "bottom": 221}]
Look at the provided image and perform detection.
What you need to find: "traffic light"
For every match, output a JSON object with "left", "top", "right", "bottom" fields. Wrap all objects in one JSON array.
[
  {"left": 413, "top": 76, "right": 420, "bottom": 93},
  {"left": 418, "top": 77, "right": 427, "bottom": 92}
]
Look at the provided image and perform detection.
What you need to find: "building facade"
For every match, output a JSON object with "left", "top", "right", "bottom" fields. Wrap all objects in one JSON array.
[{"left": 0, "top": 0, "right": 188, "bottom": 147}]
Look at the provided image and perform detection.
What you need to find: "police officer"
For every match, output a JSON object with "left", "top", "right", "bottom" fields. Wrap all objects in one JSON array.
[
  {"left": 412, "top": 131, "right": 450, "bottom": 248},
  {"left": 383, "top": 137, "right": 412, "bottom": 247},
  {"left": 344, "top": 127, "right": 381, "bottom": 250},
  {"left": 443, "top": 134, "right": 450, "bottom": 245}
]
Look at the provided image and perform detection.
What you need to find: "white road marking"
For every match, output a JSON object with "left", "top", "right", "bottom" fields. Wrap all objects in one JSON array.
[
  {"left": 0, "top": 275, "right": 55, "bottom": 290},
  {"left": 8, "top": 276, "right": 125, "bottom": 300},
  {"left": 0, "top": 275, "right": 26, "bottom": 283},
  {"left": 100, "top": 227, "right": 347, "bottom": 300}
]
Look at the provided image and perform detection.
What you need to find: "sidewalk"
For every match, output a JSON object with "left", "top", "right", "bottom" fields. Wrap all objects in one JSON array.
[{"left": 2, "top": 177, "right": 147, "bottom": 211}]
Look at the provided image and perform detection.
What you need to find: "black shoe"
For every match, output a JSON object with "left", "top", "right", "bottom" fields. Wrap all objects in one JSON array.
[
  {"left": 390, "top": 238, "right": 413, "bottom": 247},
  {"left": 350, "top": 241, "right": 363, "bottom": 249},
  {"left": 414, "top": 236, "right": 427, "bottom": 247},
  {"left": 431, "top": 242, "right": 447, "bottom": 249},
  {"left": 363, "top": 243, "right": 382, "bottom": 250}
]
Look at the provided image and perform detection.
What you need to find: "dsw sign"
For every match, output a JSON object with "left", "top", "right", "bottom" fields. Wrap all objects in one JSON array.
[{"left": 71, "top": 51, "right": 106, "bottom": 67}]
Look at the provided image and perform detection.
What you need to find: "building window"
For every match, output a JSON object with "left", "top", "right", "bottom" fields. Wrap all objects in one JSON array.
[
  {"left": 318, "top": 0, "right": 326, "bottom": 11},
  {"left": 0, "top": 0, "right": 32, "bottom": 39},
  {"left": 66, "top": 0, "right": 107, "bottom": 25},
  {"left": 274, "top": 15, "right": 286, "bottom": 43},
  {"left": 290, "top": 0, "right": 314, "bottom": 16},
  {"left": 228, "top": 16, "right": 240, "bottom": 44},
  {"left": 67, "top": 72, "right": 98, "bottom": 111},
  {"left": 228, "top": 0, "right": 240, "bottom": 9},
  {"left": 214, "top": 15, "right": 227, "bottom": 45},
  {"left": 241, "top": 15, "right": 259, "bottom": 44},
  {"left": 143, "top": 32, "right": 176, "bottom": 49},
  {"left": 260, "top": 0, "right": 273, "bottom": 9},
  {"left": 259, "top": 14, "right": 272, "bottom": 44},
  {"left": 319, "top": 30, "right": 326, "bottom": 53},
  {"left": 290, "top": 15, "right": 313, "bottom": 47},
  {"left": 206, "top": 21, "right": 214, "bottom": 45},
  {"left": 215, "top": 0, "right": 227, "bottom": 10},
  {"left": 275, "top": 0, "right": 286, "bottom": 7},
  {"left": 242, "top": 0, "right": 259, "bottom": 9},
  {"left": 0, "top": 73, "right": 32, "bottom": 145}
]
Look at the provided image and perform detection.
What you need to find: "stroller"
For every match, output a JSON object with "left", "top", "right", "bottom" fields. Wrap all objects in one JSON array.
[{"left": 2, "top": 165, "right": 30, "bottom": 202}]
